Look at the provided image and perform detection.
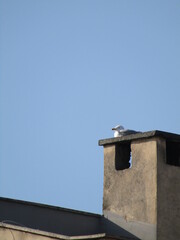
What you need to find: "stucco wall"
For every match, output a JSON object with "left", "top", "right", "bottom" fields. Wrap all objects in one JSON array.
[
  {"left": 103, "top": 136, "right": 180, "bottom": 240},
  {"left": 103, "top": 139, "right": 158, "bottom": 240},
  {"left": 157, "top": 138, "right": 180, "bottom": 240},
  {"left": 103, "top": 139, "right": 157, "bottom": 223}
]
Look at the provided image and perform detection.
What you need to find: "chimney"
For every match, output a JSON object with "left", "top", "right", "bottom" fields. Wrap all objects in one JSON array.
[{"left": 99, "top": 131, "right": 180, "bottom": 240}]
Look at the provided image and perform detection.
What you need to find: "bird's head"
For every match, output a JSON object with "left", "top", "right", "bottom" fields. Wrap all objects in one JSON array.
[{"left": 112, "top": 125, "right": 124, "bottom": 131}]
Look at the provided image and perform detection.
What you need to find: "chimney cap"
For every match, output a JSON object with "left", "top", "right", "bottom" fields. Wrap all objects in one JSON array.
[{"left": 98, "top": 130, "right": 180, "bottom": 146}]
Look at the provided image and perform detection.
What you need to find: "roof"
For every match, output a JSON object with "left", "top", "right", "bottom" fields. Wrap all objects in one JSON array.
[
  {"left": 0, "top": 197, "right": 101, "bottom": 237},
  {"left": 0, "top": 196, "right": 100, "bottom": 218},
  {"left": 0, "top": 197, "right": 139, "bottom": 240}
]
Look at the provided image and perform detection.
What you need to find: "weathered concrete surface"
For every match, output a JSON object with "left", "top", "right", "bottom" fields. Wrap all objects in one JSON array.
[
  {"left": 102, "top": 135, "right": 180, "bottom": 240},
  {"left": 103, "top": 139, "right": 158, "bottom": 240},
  {"left": 157, "top": 138, "right": 180, "bottom": 240},
  {"left": 103, "top": 140, "right": 157, "bottom": 222},
  {"left": 103, "top": 211, "right": 156, "bottom": 240}
]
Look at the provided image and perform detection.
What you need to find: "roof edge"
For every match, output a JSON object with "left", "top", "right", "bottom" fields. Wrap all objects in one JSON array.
[
  {"left": 0, "top": 196, "right": 101, "bottom": 218},
  {"left": 0, "top": 223, "right": 107, "bottom": 240},
  {"left": 0, "top": 223, "right": 134, "bottom": 240}
]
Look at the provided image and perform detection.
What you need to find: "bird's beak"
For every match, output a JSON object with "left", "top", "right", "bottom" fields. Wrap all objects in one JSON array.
[{"left": 112, "top": 128, "right": 116, "bottom": 130}]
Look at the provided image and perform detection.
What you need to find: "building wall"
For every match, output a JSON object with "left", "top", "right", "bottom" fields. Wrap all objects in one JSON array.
[
  {"left": 157, "top": 138, "right": 180, "bottom": 240},
  {"left": 103, "top": 136, "right": 180, "bottom": 240},
  {"left": 103, "top": 139, "right": 158, "bottom": 240}
]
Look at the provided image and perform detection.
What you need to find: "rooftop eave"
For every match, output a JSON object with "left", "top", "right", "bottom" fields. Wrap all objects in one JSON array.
[
  {"left": 0, "top": 223, "right": 133, "bottom": 240},
  {"left": 98, "top": 130, "right": 180, "bottom": 146}
]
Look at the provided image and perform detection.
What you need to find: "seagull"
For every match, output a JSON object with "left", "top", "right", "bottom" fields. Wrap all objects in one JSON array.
[{"left": 112, "top": 125, "right": 140, "bottom": 137}]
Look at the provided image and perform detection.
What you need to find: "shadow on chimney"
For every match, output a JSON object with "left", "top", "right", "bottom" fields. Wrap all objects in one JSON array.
[{"left": 115, "top": 144, "right": 131, "bottom": 170}]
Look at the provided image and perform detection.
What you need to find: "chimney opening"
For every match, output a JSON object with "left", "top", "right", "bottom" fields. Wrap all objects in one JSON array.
[
  {"left": 115, "top": 143, "right": 131, "bottom": 170},
  {"left": 166, "top": 141, "right": 180, "bottom": 167}
]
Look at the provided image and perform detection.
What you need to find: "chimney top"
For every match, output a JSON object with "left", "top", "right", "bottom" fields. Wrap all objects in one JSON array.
[{"left": 98, "top": 130, "right": 180, "bottom": 146}]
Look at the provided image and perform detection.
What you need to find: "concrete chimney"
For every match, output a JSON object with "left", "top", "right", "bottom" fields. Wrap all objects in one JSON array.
[{"left": 99, "top": 131, "right": 180, "bottom": 240}]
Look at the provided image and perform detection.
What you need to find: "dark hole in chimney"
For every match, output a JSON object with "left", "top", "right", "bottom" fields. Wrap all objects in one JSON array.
[
  {"left": 115, "top": 143, "right": 131, "bottom": 170},
  {"left": 166, "top": 141, "right": 180, "bottom": 167}
]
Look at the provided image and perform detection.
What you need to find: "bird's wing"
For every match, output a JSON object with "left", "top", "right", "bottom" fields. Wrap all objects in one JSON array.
[{"left": 121, "top": 129, "right": 141, "bottom": 136}]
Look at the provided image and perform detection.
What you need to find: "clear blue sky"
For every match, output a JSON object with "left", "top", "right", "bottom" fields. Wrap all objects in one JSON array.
[{"left": 0, "top": 0, "right": 180, "bottom": 214}]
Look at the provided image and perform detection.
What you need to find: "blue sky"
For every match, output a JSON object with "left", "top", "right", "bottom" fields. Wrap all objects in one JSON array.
[{"left": 0, "top": 0, "right": 180, "bottom": 214}]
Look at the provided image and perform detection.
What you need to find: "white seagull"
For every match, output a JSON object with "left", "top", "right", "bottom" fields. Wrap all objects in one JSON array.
[{"left": 112, "top": 125, "right": 140, "bottom": 137}]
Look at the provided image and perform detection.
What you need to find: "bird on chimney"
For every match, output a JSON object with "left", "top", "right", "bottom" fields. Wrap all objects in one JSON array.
[{"left": 112, "top": 125, "right": 140, "bottom": 137}]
